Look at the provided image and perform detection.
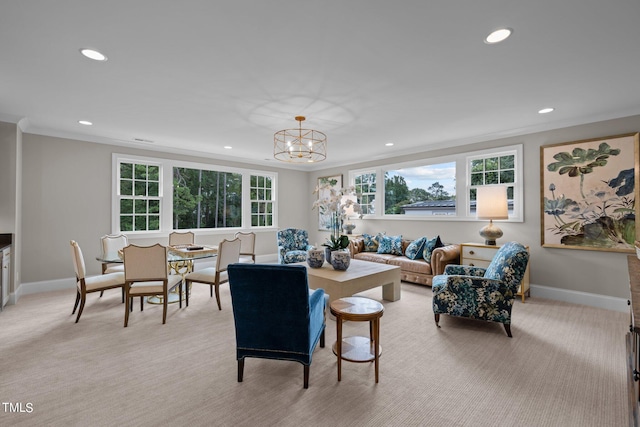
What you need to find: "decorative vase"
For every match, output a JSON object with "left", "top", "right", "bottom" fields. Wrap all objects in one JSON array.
[
  {"left": 343, "top": 223, "right": 356, "bottom": 235},
  {"left": 307, "top": 249, "right": 325, "bottom": 268},
  {"left": 324, "top": 247, "right": 333, "bottom": 265},
  {"left": 330, "top": 250, "right": 351, "bottom": 271}
]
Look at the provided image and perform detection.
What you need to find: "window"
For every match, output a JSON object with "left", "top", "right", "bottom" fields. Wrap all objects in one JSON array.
[
  {"left": 118, "top": 160, "right": 161, "bottom": 231},
  {"left": 468, "top": 151, "right": 517, "bottom": 216},
  {"left": 348, "top": 144, "right": 522, "bottom": 221},
  {"left": 173, "top": 167, "right": 242, "bottom": 229},
  {"left": 384, "top": 162, "right": 456, "bottom": 216},
  {"left": 353, "top": 171, "right": 376, "bottom": 215},
  {"left": 113, "top": 154, "right": 277, "bottom": 235},
  {"left": 250, "top": 175, "right": 274, "bottom": 227}
]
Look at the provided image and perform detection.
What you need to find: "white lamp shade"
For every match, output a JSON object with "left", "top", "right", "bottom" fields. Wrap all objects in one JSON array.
[
  {"left": 341, "top": 195, "right": 357, "bottom": 218},
  {"left": 476, "top": 186, "right": 508, "bottom": 220}
]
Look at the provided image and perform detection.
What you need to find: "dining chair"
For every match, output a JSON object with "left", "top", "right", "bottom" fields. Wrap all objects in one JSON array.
[
  {"left": 234, "top": 231, "right": 256, "bottom": 263},
  {"left": 122, "top": 243, "right": 183, "bottom": 326},
  {"left": 99, "top": 234, "right": 128, "bottom": 301},
  {"left": 184, "top": 238, "right": 241, "bottom": 310},
  {"left": 69, "top": 240, "right": 125, "bottom": 323},
  {"left": 100, "top": 234, "right": 128, "bottom": 274},
  {"left": 169, "top": 231, "right": 195, "bottom": 246}
]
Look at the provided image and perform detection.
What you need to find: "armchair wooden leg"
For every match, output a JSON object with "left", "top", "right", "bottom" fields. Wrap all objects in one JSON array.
[
  {"left": 210, "top": 284, "right": 213, "bottom": 298},
  {"left": 99, "top": 290, "right": 104, "bottom": 298},
  {"left": 121, "top": 287, "right": 125, "bottom": 304},
  {"left": 434, "top": 313, "right": 441, "bottom": 328},
  {"left": 303, "top": 365, "right": 310, "bottom": 389},
  {"left": 504, "top": 323, "right": 512, "bottom": 338},
  {"left": 320, "top": 328, "right": 325, "bottom": 348},
  {"left": 140, "top": 296, "right": 144, "bottom": 311},
  {"left": 238, "top": 359, "right": 244, "bottom": 382}
]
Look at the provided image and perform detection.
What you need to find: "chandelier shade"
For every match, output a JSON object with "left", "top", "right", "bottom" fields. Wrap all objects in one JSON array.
[{"left": 274, "top": 116, "right": 327, "bottom": 163}]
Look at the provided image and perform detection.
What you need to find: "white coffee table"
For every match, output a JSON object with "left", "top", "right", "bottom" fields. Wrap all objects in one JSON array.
[{"left": 297, "top": 259, "right": 401, "bottom": 306}]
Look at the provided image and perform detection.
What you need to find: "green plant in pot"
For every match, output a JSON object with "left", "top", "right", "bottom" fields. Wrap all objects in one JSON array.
[{"left": 322, "top": 235, "right": 349, "bottom": 264}]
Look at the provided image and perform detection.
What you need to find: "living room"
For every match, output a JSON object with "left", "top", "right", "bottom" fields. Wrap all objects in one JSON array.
[{"left": 1, "top": 1, "right": 639, "bottom": 426}]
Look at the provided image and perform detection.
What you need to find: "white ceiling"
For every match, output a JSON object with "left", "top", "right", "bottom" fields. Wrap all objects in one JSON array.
[{"left": 2, "top": 0, "right": 640, "bottom": 170}]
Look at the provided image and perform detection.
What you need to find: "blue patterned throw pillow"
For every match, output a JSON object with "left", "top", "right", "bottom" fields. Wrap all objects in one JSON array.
[
  {"left": 405, "top": 236, "right": 427, "bottom": 260},
  {"left": 423, "top": 235, "right": 444, "bottom": 263},
  {"left": 377, "top": 235, "right": 403, "bottom": 255},
  {"left": 362, "top": 233, "right": 381, "bottom": 252}
]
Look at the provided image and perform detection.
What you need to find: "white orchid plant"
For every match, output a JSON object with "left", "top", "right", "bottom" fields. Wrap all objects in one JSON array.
[{"left": 312, "top": 184, "right": 362, "bottom": 242}]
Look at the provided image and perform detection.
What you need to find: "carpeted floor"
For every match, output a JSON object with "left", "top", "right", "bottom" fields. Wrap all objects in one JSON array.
[{"left": 0, "top": 281, "right": 628, "bottom": 426}]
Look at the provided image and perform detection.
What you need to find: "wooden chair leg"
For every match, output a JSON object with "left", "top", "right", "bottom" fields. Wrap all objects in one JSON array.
[
  {"left": 72, "top": 291, "right": 80, "bottom": 314},
  {"left": 162, "top": 294, "right": 168, "bottom": 324},
  {"left": 238, "top": 359, "right": 244, "bottom": 382},
  {"left": 303, "top": 365, "right": 310, "bottom": 389},
  {"left": 504, "top": 323, "right": 512, "bottom": 338},
  {"left": 140, "top": 296, "right": 144, "bottom": 311},
  {"left": 75, "top": 294, "right": 86, "bottom": 323},
  {"left": 434, "top": 313, "right": 441, "bottom": 328},
  {"left": 185, "top": 280, "right": 190, "bottom": 307},
  {"left": 121, "top": 287, "right": 124, "bottom": 304},
  {"left": 210, "top": 284, "right": 213, "bottom": 298},
  {"left": 124, "top": 294, "right": 130, "bottom": 327},
  {"left": 99, "top": 290, "right": 104, "bottom": 298},
  {"left": 320, "top": 328, "right": 325, "bottom": 348},
  {"left": 214, "top": 283, "right": 221, "bottom": 310}
]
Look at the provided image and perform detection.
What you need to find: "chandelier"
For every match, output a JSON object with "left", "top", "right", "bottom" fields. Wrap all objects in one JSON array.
[{"left": 274, "top": 116, "right": 327, "bottom": 163}]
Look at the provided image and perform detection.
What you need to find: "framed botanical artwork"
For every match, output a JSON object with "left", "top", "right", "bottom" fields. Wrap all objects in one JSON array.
[
  {"left": 540, "top": 132, "right": 640, "bottom": 252},
  {"left": 317, "top": 174, "right": 342, "bottom": 231}
]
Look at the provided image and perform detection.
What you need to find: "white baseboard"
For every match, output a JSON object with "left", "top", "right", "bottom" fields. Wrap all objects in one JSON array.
[
  {"left": 17, "top": 277, "right": 76, "bottom": 298},
  {"left": 14, "top": 253, "right": 280, "bottom": 301},
  {"left": 531, "top": 284, "right": 628, "bottom": 312},
  {"left": 17, "top": 263, "right": 626, "bottom": 313}
]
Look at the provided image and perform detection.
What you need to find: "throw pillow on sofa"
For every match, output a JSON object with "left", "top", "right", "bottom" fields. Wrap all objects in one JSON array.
[
  {"left": 362, "top": 233, "right": 383, "bottom": 252},
  {"left": 423, "top": 235, "right": 444, "bottom": 263},
  {"left": 377, "top": 235, "right": 403, "bottom": 255},
  {"left": 405, "top": 237, "right": 427, "bottom": 260}
]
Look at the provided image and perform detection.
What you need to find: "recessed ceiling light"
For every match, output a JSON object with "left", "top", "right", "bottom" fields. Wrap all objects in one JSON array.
[
  {"left": 224, "top": 146, "right": 232, "bottom": 149},
  {"left": 538, "top": 107, "right": 555, "bottom": 114},
  {"left": 79, "top": 48, "right": 107, "bottom": 61},
  {"left": 78, "top": 120, "right": 93, "bottom": 126},
  {"left": 385, "top": 142, "right": 394, "bottom": 147},
  {"left": 484, "top": 28, "right": 513, "bottom": 44}
]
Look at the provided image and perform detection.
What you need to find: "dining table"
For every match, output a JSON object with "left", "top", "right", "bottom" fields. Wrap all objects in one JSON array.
[{"left": 96, "top": 245, "right": 218, "bottom": 304}]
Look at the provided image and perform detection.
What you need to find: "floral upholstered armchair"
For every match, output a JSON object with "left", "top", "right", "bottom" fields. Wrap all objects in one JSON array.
[
  {"left": 431, "top": 241, "right": 529, "bottom": 337},
  {"left": 277, "top": 228, "right": 313, "bottom": 264}
]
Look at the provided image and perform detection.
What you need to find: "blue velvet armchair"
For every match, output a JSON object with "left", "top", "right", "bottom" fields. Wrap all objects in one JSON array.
[
  {"left": 227, "top": 264, "right": 326, "bottom": 388},
  {"left": 432, "top": 241, "right": 529, "bottom": 337},
  {"left": 277, "top": 228, "right": 313, "bottom": 264}
]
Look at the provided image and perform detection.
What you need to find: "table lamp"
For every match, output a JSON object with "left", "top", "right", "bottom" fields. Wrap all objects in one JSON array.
[{"left": 476, "top": 186, "right": 508, "bottom": 245}]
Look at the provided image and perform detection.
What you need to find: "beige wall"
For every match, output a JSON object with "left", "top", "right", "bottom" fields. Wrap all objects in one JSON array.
[
  {"left": 309, "top": 115, "right": 640, "bottom": 299},
  {"left": 21, "top": 134, "right": 309, "bottom": 283},
  {"left": 0, "top": 121, "right": 17, "bottom": 232},
  {"left": 14, "top": 114, "right": 640, "bottom": 300}
]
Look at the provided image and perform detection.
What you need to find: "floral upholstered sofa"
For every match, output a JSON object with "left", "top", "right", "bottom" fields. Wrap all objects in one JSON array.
[{"left": 348, "top": 234, "right": 460, "bottom": 286}]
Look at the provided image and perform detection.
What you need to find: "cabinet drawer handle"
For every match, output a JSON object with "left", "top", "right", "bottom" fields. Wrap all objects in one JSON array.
[{"left": 469, "top": 250, "right": 475, "bottom": 255}]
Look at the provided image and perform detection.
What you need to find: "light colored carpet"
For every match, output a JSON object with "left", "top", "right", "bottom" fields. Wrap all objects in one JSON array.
[{"left": 0, "top": 280, "right": 628, "bottom": 426}]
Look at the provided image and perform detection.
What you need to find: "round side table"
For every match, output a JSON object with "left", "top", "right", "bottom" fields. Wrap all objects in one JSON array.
[{"left": 329, "top": 296, "right": 384, "bottom": 383}]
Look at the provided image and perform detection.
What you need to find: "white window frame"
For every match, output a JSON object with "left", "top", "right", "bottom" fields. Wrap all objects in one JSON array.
[
  {"left": 112, "top": 153, "right": 278, "bottom": 237},
  {"left": 348, "top": 144, "right": 523, "bottom": 222}
]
